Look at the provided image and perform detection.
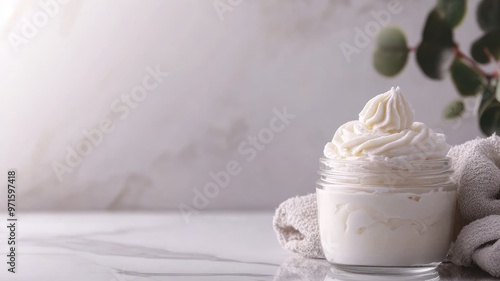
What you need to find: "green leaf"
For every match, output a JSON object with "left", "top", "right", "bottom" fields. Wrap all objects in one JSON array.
[
  {"left": 479, "top": 85, "right": 495, "bottom": 114},
  {"left": 416, "top": 9, "right": 455, "bottom": 79},
  {"left": 373, "top": 26, "right": 409, "bottom": 77},
  {"left": 421, "top": 9, "right": 454, "bottom": 44},
  {"left": 477, "top": 0, "right": 500, "bottom": 32},
  {"left": 417, "top": 42, "right": 455, "bottom": 79},
  {"left": 436, "top": 0, "right": 466, "bottom": 28},
  {"left": 479, "top": 101, "right": 500, "bottom": 135},
  {"left": 477, "top": 86, "right": 500, "bottom": 135},
  {"left": 443, "top": 100, "right": 465, "bottom": 119},
  {"left": 470, "top": 29, "right": 500, "bottom": 64},
  {"left": 450, "top": 58, "right": 484, "bottom": 96}
]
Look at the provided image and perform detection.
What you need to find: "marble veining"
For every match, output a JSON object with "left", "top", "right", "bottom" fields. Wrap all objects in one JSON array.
[
  {"left": 27, "top": 236, "right": 280, "bottom": 267},
  {"left": 0, "top": 213, "right": 497, "bottom": 281},
  {"left": 0, "top": 0, "right": 483, "bottom": 212}
]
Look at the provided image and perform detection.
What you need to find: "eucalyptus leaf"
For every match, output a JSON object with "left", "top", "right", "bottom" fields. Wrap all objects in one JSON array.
[
  {"left": 470, "top": 29, "right": 500, "bottom": 64},
  {"left": 421, "top": 9, "right": 454, "bottom": 44},
  {"left": 477, "top": 0, "right": 500, "bottom": 32},
  {"left": 450, "top": 58, "right": 484, "bottom": 96},
  {"left": 477, "top": 86, "right": 500, "bottom": 135},
  {"left": 373, "top": 26, "right": 409, "bottom": 77},
  {"left": 437, "top": 0, "right": 466, "bottom": 28},
  {"left": 479, "top": 101, "right": 500, "bottom": 135},
  {"left": 497, "top": 83, "right": 500, "bottom": 102},
  {"left": 416, "top": 9, "right": 455, "bottom": 79},
  {"left": 479, "top": 85, "right": 495, "bottom": 114},
  {"left": 417, "top": 42, "right": 455, "bottom": 79},
  {"left": 444, "top": 100, "right": 465, "bottom": 119}
]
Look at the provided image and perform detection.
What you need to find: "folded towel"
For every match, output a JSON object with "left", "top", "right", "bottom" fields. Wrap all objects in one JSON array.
[
  {"left": 272, "top": 193, "right": 323, "bottom": 259},
  {"left": 273, "top": 134, "right": 500, "bottom": 276},
  {"left": 449, "top": 215, "right": 500, "bottom": 277},
  {"left": 447, "top": 134, "right": 500, "bottom": 224},
  {"left": 447, "top": 135, "right": 500, "bottom": 277}
]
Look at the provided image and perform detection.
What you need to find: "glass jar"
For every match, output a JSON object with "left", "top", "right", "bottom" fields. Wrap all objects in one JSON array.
[{"left": 316, "top": 157, "right": 457, "bottom": 274}]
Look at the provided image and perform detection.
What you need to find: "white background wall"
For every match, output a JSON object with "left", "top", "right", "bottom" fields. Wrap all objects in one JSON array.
[{"left": 0, "top": 0, "right": 484, "bottom": 211}]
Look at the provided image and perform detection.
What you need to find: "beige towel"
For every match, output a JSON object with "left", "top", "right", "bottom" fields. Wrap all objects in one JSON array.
[
  {"left": 272, "top": 194, "right": 323, "bottom": 259},
  {"left": 448, "top": 135, "right": 500, "bottom": 277},
  {"left": 449, "top": 215, "right": 500, "bottom": 277}
]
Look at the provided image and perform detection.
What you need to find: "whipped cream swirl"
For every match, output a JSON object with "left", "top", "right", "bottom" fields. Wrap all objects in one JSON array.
[{"left": 324, "top": 87, "right": 450, "bottom": 160}]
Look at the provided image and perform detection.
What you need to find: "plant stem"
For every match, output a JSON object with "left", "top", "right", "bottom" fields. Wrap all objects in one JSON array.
[
  {"left": 454, "top": 47, "right": 490, "bottom": 79},
  {"left": 483, "top": 47, "right": 500, "bottom": 78}
]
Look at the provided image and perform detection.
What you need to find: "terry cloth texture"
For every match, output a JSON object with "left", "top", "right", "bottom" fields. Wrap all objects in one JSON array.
[
  {"left": 272, "top": 193, "right": 323, "bottom": 259},
  {"left": 448, "top": 135, "right": 500, "bottom": 277}
]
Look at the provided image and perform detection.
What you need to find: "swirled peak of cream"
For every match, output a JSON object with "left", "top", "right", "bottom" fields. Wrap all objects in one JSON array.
[
  {"left": 359, "top": 86, "right": 413, "bottom": 131},
  {"left": 324, "top": 87, "right": 450, "bottom": 160}
]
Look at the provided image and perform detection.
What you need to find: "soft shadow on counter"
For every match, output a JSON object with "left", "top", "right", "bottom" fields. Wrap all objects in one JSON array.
[
  {"left": 273, "top": 258, "right": 500, "bottom": 281},
  {"left": 325, "top": 267, "right": 439, "bottom": 281},
  {"left": 273, "top": 257, "right": 330, "bottom": 281},
  {"left": 437, "top": 262, "right": 500, "bottom": 280}
]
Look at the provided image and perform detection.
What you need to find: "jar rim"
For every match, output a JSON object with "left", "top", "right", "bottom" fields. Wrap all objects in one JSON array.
[
  {"left": 316, "top": 182, "right": 457, "bottom": 190},
  {"left": 319, "top": 156, "right": 452, "bottom": 165},
  {"left": 319, "top": 157, "right": 452, "bottom": 172},
  {"left": 317, "top": 156, "right": 454, "bottom": 187}
]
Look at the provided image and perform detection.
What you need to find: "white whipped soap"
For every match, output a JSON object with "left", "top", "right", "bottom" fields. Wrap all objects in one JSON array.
[
  {"left": 324, "top": 86, "right": 450, "bottom": 160},
  {"left": 317, "top": 87, "right": 456, "bottom": 267}
]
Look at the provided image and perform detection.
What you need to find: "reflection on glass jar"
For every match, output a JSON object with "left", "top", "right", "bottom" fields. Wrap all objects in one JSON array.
[
  {"left": 316, "top": 157, "right": 457, "bottom": 274},
  {"left": 325, "top": 266, "right": 440, "bottom": 281}
]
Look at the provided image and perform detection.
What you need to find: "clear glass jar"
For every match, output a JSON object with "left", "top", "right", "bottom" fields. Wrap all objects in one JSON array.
[{"left": 316, "top": 157, "right": 457, "bottom": 275}]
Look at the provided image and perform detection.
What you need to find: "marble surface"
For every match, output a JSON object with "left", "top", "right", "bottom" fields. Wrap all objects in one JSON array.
[
  {"left": 0, "top": 0, "right": 485, "bottom": 211},
  {"left": 0, "top": 212, "right": 498, "bottom": 281}
]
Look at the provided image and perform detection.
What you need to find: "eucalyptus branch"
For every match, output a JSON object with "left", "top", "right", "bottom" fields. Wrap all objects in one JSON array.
[
  {"left": 483, "top": 47, "right": 500, "bottom": 78},
  {"left": 455, "top": 47, "right": 491, "bottom": 79}
]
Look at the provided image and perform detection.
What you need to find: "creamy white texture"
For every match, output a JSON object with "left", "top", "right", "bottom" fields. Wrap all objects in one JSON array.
[
  {"left": 317, "top": 187, "right": 456, "bottom": 266},
  {"left": 317, "top": 86, "right": 457, "bottom": 267},
  {"left": 324, "top": 87, "right": 450, "bottom": 160},
  {"left": 359, "top": 86, "right": 414, "bottom": 131}
]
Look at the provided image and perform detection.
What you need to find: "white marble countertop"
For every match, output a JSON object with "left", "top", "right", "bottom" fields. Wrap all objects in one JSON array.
[{"left": 0, "top": 212, "right": 498, "bottom": 281}]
